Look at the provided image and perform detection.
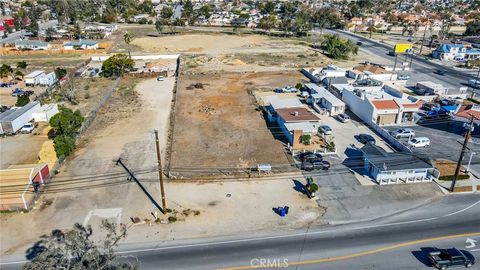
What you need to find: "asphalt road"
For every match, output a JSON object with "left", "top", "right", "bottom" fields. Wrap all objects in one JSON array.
[
  {"left": 1, "top": 194, "right": 479, "bottom": 270},
  {"left": 323, "top": 29, "right": 478, "bottom": 94}
]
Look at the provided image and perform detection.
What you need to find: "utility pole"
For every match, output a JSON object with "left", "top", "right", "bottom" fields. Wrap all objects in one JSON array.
[
  {"left": 154, "top": 130, "right": 167, "bottom": 211},
  {"left": 450, "top": 116, "right": 475, "bottom": 192},
  {"left": 419, "top": 19, "right": 428, "bottom": 55}
]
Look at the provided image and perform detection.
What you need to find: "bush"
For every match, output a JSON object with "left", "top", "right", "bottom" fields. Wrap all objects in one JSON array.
[
  {"left": 301, "top": 134, "right": 311, "bottom": 145},
  {"left": 101, "top": 54, "right": 134, "bottom": 77},
  {"left": 15, "top": 95, "right": 29, "bottom": 106},
  {"left": 53, "top": 135, "right": 76, "bottom": 158},
  {"left": 438, "top": 174, "right": 470, "bottom": 181}
]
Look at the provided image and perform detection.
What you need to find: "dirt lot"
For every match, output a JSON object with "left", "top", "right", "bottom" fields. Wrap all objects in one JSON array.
[{"left": 169, "top": 71, "right": 308, "bottom": 176}]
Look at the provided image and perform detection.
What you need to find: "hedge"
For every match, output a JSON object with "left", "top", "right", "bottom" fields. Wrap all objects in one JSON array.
[{"left": 438, "top": 174, "right": 470, "bottom": 181}]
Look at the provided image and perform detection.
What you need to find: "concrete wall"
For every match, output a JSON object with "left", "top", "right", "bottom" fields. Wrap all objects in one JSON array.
[{"left": 342, "top": 90, "right": 375, "bottom": 125}]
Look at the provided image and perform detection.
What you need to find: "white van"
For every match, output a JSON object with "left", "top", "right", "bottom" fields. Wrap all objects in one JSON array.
[{"left": 408, "top": 137, "right": 430, "bottom": 148}]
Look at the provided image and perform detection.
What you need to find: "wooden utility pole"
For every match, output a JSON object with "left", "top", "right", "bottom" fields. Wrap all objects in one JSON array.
[
  {"left": 450, "top": 116, "right": 475, "bottom": 192},
  {"left": 154, "top": 130, "right": 167, "bottom": 211}
]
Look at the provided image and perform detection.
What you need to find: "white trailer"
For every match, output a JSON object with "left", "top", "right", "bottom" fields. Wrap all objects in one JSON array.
[
  {"left": 0, "top": 101, "right": 41, "bottom": 135},
  {"left": 38, "top": 72, "right": 57, "bottom": 86},
  {"left": 25, "top": 70, "right": 45, "bottom": 86},
  {"left": 32, "top": 104, "right": 59, "bottom": 122}
]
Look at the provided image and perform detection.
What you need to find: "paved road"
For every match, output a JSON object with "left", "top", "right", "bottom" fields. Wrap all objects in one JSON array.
[
  {"left": 0, "top": 20, "right": 58, "bottom": 44},
  {"left": 1, "top": 194, "right": 479, "bottom": 269},
  {"left": 323, "top": 29, "right": 477, "bottom": 95}
]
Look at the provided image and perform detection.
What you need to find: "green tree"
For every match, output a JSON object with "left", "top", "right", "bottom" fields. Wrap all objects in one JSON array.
[
  {"left": 155, "top": 19, "right": 165, "bottom": 33},
  {"left": 49, "top": 106, "right": 84, "bottom": 137},
  {"left": 465, "top": 20, "right": 480, "bottom": 36},
  {"left": 45, "top": 27, "right": 56, "bottom": 42},
  {"left": 17, "top": 61, "right": 28, "bottom": 69},
  {"left": 0, "top": 64, "right": 13, "bottom": 78},
  {"left": 322, "top": 34, "right": 358, "bottom": 60},
  {"left": 14, "top": 70, "right": 24, "bottom": 80},
  {"left": 24, "top": 221, "right": 136, "bottom": 270},
  {"left": 182, "top": 0, "right": 194, "bottom": 24},
  {"left": 15, "top": 95, "right": 29, "bottom": 106},
  {"left": 301, "top": 134, "right": 311, "bottom": 145},
  {"left": 123, "top": 31, "right": 132, "bottom": 58},
  {"left": 55, "top": 67, "right": 67, "bottom": 79},
  {"left": 101, "top": 54, "right": 134, "bottom": 77},
  {"left": 160, "top": 6, "right": 175, "bottom": 33},
  {"left": 258, "top": 1, "right": 275, "bottom": 15},
  {"left": 52, "top": 135, "right": 76, "bottom": 158},
  {"left": 199, "top": 4, "right": 212, "bottom": 19},
  {"left": 73, "top": 23, "right": 82, "bottom": 39},
  {"left": 258, "top": 15, "right": 277, "bottom": 32}
]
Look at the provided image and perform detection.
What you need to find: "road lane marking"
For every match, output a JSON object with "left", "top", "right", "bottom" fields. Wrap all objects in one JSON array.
[
  {"left": 218, "top": 232, "right": 480, "bottom": 270},
  {"left": 2, "top": 199, "right": 479, "bottom": 266}
]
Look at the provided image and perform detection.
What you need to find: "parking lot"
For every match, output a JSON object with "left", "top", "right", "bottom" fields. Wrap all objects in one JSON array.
[{"left": 384, "top": 121, "right": 480, "bottom": 165}]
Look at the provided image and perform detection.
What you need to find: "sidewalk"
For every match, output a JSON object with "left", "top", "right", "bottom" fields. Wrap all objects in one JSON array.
[{"left": 435, "top": 169, "right": 480, "bottom": 194}]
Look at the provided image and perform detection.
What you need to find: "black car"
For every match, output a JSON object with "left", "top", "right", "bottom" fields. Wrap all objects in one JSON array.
[
  {"left": 356, "top": 41, "right": 363, "bottom": 46},
  {"left": 428, "top": 248, "right": 475, "bottom": 269},
  {"left": 297, "top": 152, "right": 322, "bottom": 162},
  {"left": 301, "top": 159, "right": 330, "bottom": 171},
  {"left": 356, "top": 134, "right": 376, "bottom": 144},
  {"left": 435, "top": 70, "right": 446, "bottom": 76}
]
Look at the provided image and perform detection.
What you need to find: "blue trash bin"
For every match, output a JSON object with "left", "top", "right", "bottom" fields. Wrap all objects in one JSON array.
[{"left": 279, "top": 207, "right": 286, "bottom": 217}]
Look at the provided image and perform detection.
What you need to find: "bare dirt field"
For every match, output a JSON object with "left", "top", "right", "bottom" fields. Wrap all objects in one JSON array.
[
  {"left": 132, "top": 33, "right": 307, "bottom": 55},
  {"left": 169, "top": 71, "right": 308, "bottom": 176}
]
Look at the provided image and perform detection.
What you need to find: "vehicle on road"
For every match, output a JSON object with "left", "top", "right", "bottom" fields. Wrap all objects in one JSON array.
[
  {"left": 397, "top": 74, "right": 410, "bottom": 80},
  {"left": 428, "top": 248, "right": 475, "bottom": 269},
  {"left": 301, "top": 159, "right": 330, "bottom": 171},
  {"left": 408, "top": 137, "right": 430, "bottom": 148},
  {"left": 435, "top": 70, "right": 446, "bottom": 76},
  {"left": 388, "top": 51, "right": 396, "bottom": 56},
  {"left": 20, "top": 123, "right": 34, "bottom": 134},
  {"left": 157, "top": 76, "right": 165, "bottom": 81},
  {"left": 356, "top": 41, "right": 363, "bottom": 46},
  {"left": 356, "top": 134, "right": 376, "bottom": 144},
  {"left": 319, "top": 125, "right": 332, "bottom": 135},
  {"left": 469, "top": 79, "right": 480, "bottom": 89},
  {"left": 391, "top": 128, "right": 415, "bottom": 139},
  {"left": 337, "top": 113, "right": 351, "bottom": 123}
]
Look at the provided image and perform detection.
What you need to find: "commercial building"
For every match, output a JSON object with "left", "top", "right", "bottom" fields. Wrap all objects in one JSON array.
[{"left": 361, "top": 144, "right": 435, "bottom": 185}]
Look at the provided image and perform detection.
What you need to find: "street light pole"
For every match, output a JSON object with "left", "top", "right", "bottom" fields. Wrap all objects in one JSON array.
[
  {"left": 154, "top": 130, "right": 167, "bottom": 212},
  {"left": 466, "top": 152, "right": 476, "bottom": 173}
]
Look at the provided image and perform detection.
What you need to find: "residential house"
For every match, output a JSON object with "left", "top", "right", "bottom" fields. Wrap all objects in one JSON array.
[
  {"left": 432, "top": 44, "right": 466, "bottom": 61},
  {"left": 63, "top": 39, "right": 98, "bottom": 50},
  {"left": 301, "top": 65, "right": 347, "bottom": 84},
  {"left": 15, "top": 40, "right": 50, "bottom": 50},
  {"left": 361, "top": 144, "right": 435, "bottom": 185},
  {"left": 305, "top": 83, "right": 345, "bottom": 116},
  {"left": 275, "top": 107, "right": 321, "bottom": 147},
  {"left": 348, "top": 63, "right": 395, "bottom": 81}
]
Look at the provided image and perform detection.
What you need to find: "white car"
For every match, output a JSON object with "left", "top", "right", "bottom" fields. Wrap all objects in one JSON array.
[
  {"left": 469, "top": 79, "right": 480, "bottom": 89},
  {"left": 408, "top": 137, "right": 430, "bottom": 148},
  {"left": 20, "top": 123, "right": 34, "bottom": 134},
  {"left": 157, "top": 76, "right": 165, "bottom": 81},
  {"left": 337, "top": 113, "right": 351, "bottom": 123},
  {"left": 391, "top": 128, "right": 415, "bottom": 139}
]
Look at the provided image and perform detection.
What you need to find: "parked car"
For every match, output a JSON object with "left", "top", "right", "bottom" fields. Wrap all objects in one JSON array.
[
  {"left": 397, "top": 74, "right": 410, "bottom": 80},
  {"left": 391, "top": 128, "right": 415, "bottom": 139},
  {"left": 408, "top": 137, "right": 430, "bottom": 148},
  {"left": 20, "top": 123, "right": 34, "bottom": 134},
  {"left": 468, "top": 79, "right": 480, "bottom": 89},
  {"left": 301, "top": 159, "right": 330, "bottom": 171},
  {"left": 428, "top": 248, "right": 475, "bottom": 269},
  {"left": 157, "top": 76, "right": 165, "bottom": 81},
  {"left": 319, "top": 125, "right": 332, "bottom": 135},
  {"left": 297, "top": 152, "right": 323, "bottom": 162},
  {"left": 356, "top": 134, "right": 376, "bottom": 144},
  {"left": 11, "top": 88, "right": 25, "bottom": 97},
  {"left": 337, "top": 113, "right": 351, "bottom": 123},
  {"left": 23, "top": 90, "right": 34, "bottom": 96}
]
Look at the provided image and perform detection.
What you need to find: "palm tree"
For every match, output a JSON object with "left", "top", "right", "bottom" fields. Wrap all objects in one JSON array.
[
  {"left": 123, "top": 31, "right": 132, "bottom": 59},
  {"left": 14, "top": 70, "right": 24, "bottom": 80}
]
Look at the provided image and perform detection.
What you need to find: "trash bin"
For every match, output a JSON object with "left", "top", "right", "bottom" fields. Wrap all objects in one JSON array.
[{"left": 279, "top": 207, "right": 286, "bottom": 217}]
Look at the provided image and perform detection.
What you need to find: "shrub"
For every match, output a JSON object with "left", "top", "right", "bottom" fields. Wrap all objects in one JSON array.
[
  {"left": 15, "top": 95, "right": 29, "bottom": 106},
  {"left": 53, "top": 135, "right": 76, "bottom": 158},
  {"left": 301, "top": 134, "right": 311, "bottom": 145},
  {"left": 438, "top": 174, "right": 470, "bottom": 181}
]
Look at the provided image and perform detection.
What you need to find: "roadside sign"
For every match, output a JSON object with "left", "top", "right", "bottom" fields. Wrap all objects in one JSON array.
[{"left": 394, "top": 43, "right": 413, "bottom": 54}]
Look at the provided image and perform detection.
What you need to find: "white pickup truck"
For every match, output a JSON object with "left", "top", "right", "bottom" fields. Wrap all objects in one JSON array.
[{"left": 20, "top": 123, "right": 34, "bottom": 134}]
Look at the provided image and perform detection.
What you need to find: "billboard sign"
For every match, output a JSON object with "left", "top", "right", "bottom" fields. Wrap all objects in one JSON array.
[{"left": 394, "top": 43, "right": 413, "bottom": 54}]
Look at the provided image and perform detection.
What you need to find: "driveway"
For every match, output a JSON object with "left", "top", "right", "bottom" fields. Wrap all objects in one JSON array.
[{"left": 318, "top": 111, "right": 392, "bottom": 159}]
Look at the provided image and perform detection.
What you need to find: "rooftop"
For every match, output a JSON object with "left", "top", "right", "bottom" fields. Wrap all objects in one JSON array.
[
  {"left": 361, "top": 144, "right": 433, "bottom": 171},
  {"left": 354, "top": 63, "right": 390, "bottom": 75},
  {"left": 275, "top": 107, "right": 320, "bottom": 123},
  {"left": 266, "top": 96, "right": 303, "bottom": 109},
  {"left": 0, "top": 101, "right": 40, "bottom": 122},
  {"left": 371, "top": 99, "right": 400, "bottom": 110}
]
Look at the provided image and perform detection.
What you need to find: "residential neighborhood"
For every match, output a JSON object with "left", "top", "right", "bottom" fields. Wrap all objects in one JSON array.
[{"left": 0, "top": 0, "right": 479, "bottom": 269}]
